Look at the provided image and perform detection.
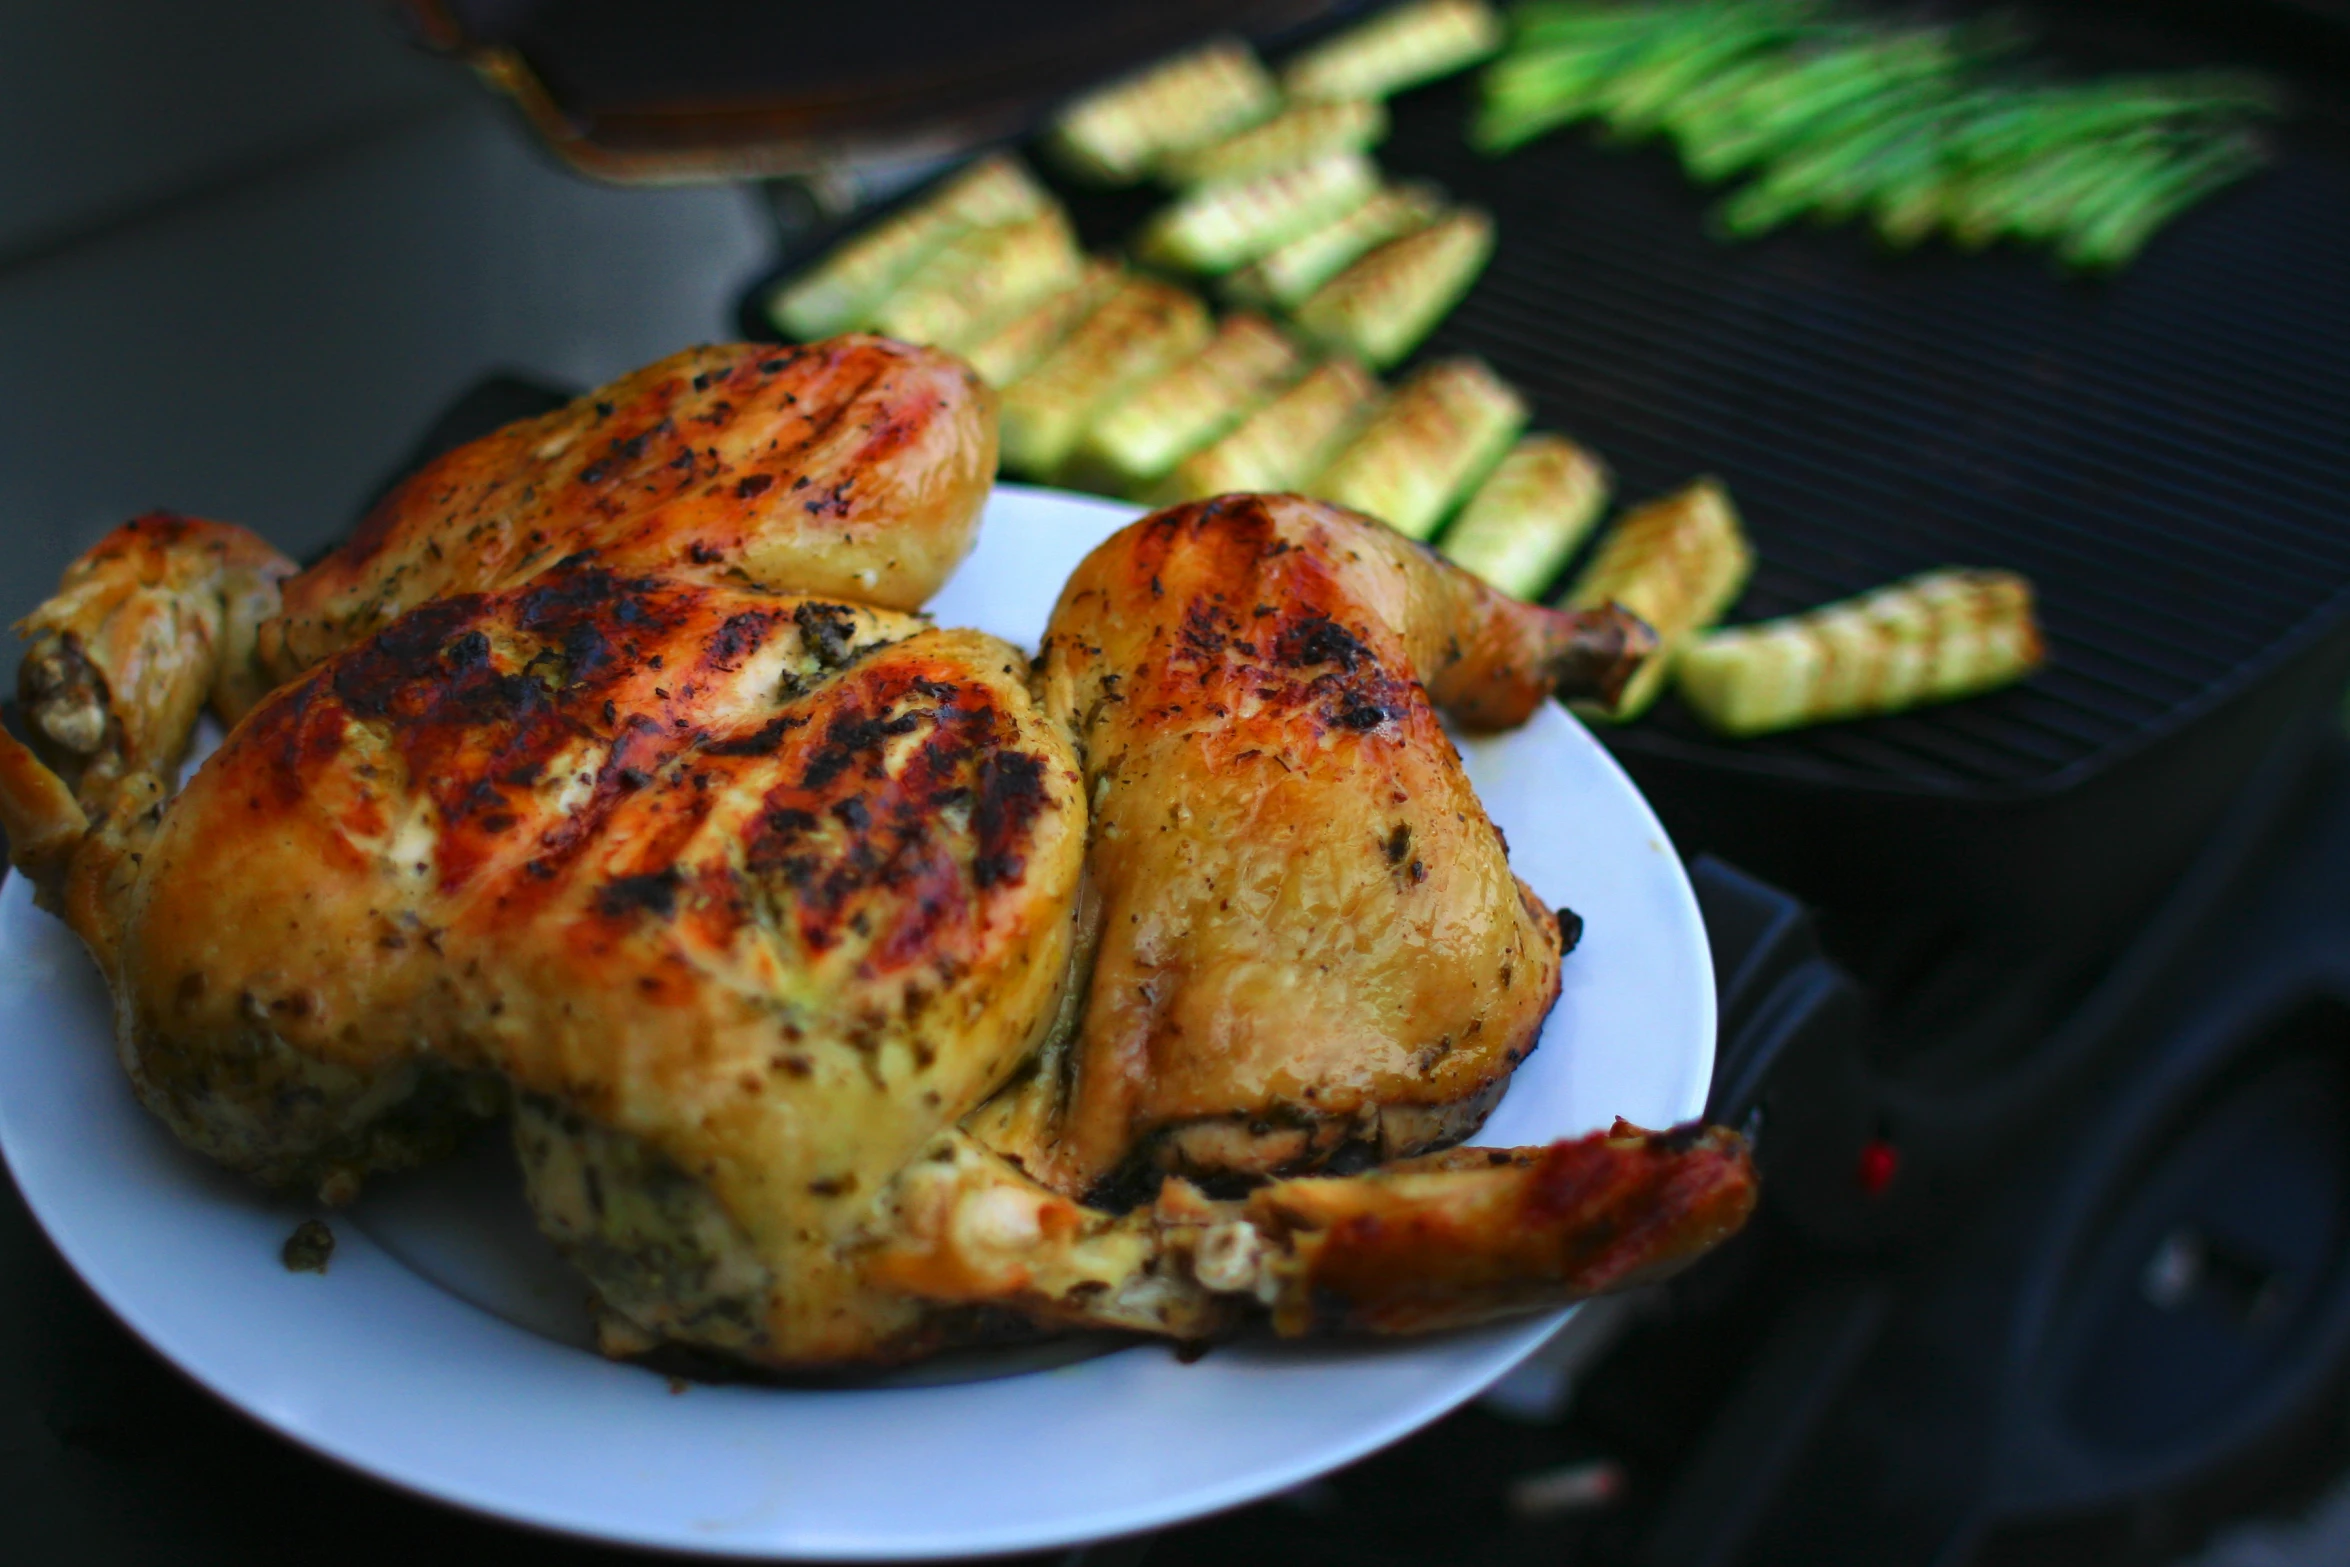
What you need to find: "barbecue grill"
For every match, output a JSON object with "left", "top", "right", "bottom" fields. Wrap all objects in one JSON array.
[
  {"left": 721, "top": 0, "right": 2350, "bottom": 1558},
  {"left": 728, "top": 0, "right": 2350, "bottom": 1260}
]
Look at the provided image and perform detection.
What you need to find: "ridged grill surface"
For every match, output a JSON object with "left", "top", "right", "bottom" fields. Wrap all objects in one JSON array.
[
  {"left": 745, "top": 14, "right": 2350, "bottom": 798},
  {"left": 1361, "top": 69, "right": 2350, "bottom": 795}
]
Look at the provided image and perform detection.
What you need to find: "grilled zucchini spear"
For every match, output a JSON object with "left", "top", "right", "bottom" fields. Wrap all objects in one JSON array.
[
  {"left": 1438, "top": 434, "right": 1612, "bottom": 599},
  {"left": 1564, "top": 479, "right": 1755, "bottom": 721},
  {"left": 767, "top": 155, "right": 1049, "bottom": 340},
  {"left": 1283, "top": 0, "right": 1505, "bottom": 102},
  {"left": 998, "top": 275, "right": 1212, "bottom": 477},
  {"left": 1064, "top": 313, "right": 1306, "bottom": 496},
  {"left": 1677, "top": 569, "right": 2045, "bottom": 736},
  {"left": 963, "top": 260, "right": 1123, "bottom": 387},
  {"left": 1222, "top": 181, "right": 1445, "bottom": 309},
  {"left": 1135, "top": 152, "right": 1382, "bottom": 275},
  {"left": 1160, "top": 98, "right": 1390, "bottom": 187},
  {"left": 1310, "top": 355, "right": 1526, "bottom": 539},
  {"left": 1047, "top": 36, "right": 1280, "bottom": 185},
  {"left": 1153, "top": 356, "right": 1381, "bottom": 503},
  {"left": 1292, "top": 207, "right": 1495, "bottom": 368},
  {"left": 869, "top": 206, "right": 1083, "bottom": 354}
]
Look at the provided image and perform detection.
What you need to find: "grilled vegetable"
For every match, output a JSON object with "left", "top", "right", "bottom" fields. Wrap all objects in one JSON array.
[
  {"left": 998, "top": 276, "right": 1212, "bottom": 476},
  {"left": 1563, "top": 478, "right": 1754, "bottom": 720},
  {"left": 1437, "top": 434, "right": 1612, "bottom": 599},
  {"left": 1153, "top": 356, "right": 1381, "bottom": 503},
  {"left": 1222, "top": 181, "right": 1445, "bottom": 309},
  {"left": 869, "top": 207, "right": 1084, "bottom": 354},
  {"left": 2056, "top": 132, "right": 2267, "bottom": 271},
  {"left": 1676, "top": 568, "right": 2044, "bottom": 735},
  {"left": 1284, "top": 0, "right": 1504, "bottom": 102},
  {"left": 1161, "top": 98, "right": 1390, "bottom": 187},
  {"left": 1064, "top": 313, "right": 1306, "bottom": 497},
  {"left": 1047, "top": 37, "right": 1280, "bottom": 185},
  {"left": 963, "top": 260, "right": 1124, "bottom": 387},
  {"left": 1292, "top": 207, "right": 1495, "bottom": 368},
  {"left": 767, "top": 155, "right": 1049, "bottom": 340},
  {"left": 1309, "top": 356, "right": 1526, "bottom": 540},
  {"left": 1675, "top": 28, "right": 1973, "bottom": 185},
  {"left": 1474, "top": 1, "right": 1761, "bottom": 154},
  {"left": 1134, "top": 152, "right": 1382, "bottom": 275},
  {"left": 1475, "top": 4, "right": 2275, "bottom": 270}
]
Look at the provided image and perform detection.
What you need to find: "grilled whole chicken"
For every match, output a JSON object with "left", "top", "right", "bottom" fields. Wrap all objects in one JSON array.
[{"left": 0, "top": 338, "right": 1753, "bottom": 1369}]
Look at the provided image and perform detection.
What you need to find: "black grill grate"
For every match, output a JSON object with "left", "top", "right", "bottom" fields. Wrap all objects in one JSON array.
[
  {"left": 1363, "top": 61, "right": 2350, "bottom": 797},
  {"left": 742, "top": 5, "right": 2350, "bottom": 800}
]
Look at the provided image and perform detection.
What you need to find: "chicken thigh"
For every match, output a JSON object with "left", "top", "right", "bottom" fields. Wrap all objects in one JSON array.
[{"left": 985, "top": 494, "right": 1656, "bottom": 1198}]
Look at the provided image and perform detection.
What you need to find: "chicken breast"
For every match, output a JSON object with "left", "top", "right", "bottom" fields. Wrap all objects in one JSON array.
[
  {"left": 262, "top": 336, "right": 997, "bottom": 680},
  {"left": 125, "top": 562, "right": 1090, "bottom": 1362}
]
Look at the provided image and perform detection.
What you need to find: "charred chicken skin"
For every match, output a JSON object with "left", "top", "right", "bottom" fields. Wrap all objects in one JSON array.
[
  {"left": 262, "top": 336, "right": 997, "bottom": 680},
  {"left": 0, "top": 338, "right": 1754, "bottom": 1369},
  {"left": 984, "top": 494, "right": 1656, "bottom": 1196}
]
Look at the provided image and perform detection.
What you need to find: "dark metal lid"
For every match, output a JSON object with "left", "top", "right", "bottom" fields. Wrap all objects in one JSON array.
[{"left": 393, "top": 0, "right": 1335, "bottom": 184}]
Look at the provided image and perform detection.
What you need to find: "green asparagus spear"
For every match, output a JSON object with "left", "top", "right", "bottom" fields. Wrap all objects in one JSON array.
[
  {"left": 1480, "top": 2, "right": 2276, "bottom": 270},
  {"left": 2058, "top": 135, "right": 2266, "bottom": 270}
]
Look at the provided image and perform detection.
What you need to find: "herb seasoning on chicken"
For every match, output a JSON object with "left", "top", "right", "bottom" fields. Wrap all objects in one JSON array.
[{"left": 0, "top": 337, "right": 1755, "bottom": 1371}]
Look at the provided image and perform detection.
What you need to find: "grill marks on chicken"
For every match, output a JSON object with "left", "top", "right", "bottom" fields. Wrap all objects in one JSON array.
[
  {"left": 94, "top": 561, "right": 1098, "bottom": 1363},
  {"left": 991, "top": 495, "right": 1657, "bottom": 1199},
  {"left": 261, "top": 337, "right": 998, "bottom": 680},
  {"left": 0, "top": 337, "right": 1758, "bottom": 1370}
]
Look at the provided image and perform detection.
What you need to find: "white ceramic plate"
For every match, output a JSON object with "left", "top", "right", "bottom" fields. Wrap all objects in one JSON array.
[{"left": 0, "top": 485, "right": 1714, "bottom": 1560}]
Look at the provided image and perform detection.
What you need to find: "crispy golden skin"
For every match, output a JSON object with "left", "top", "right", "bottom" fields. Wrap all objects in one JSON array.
[
  {"left": 0, "top": 513, "right": 1230, "bottom": 1368},
  {"left": 0, "top": 338, "right": 1754, "bottom": 1369},
  {"left": 261, "top": 337, "right": 997, "bottom": 679},
  {"left": 117, "top": 565, "right": 1094, "bottom": 1363},
  {"left": 985, "top": 494, "right": 1654, "bottom": 1196}
]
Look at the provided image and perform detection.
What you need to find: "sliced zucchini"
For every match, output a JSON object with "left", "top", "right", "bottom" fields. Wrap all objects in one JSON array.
[
  {"left": 998, "top": 276, "right": 1212, "bottom": 477},
  {"left": 1046, "top": 37, "right": 1280, "bottom": 186},
  {"left": 1291, "top": 207, "right": 1495, "bottom": 368},
  {"left": 1437, "top": 434, "right": 1612, "bottom": 599},
  {"left": 1563, "top": 478, "right": 1755, "bottom": 721},
  {"left": 1160, "top": 98, "right": 1389, "bottom": 187},
  {"left": 1282, "top": 0, "right": 1505, "bottom": 103},
  {"left": 869, "top": 206, "right": 1084, "bottom": 354},
  {"left": 1222, "top": 181, "right": 1444, "bottom": 309},
  {"left": 1134, "top": 152, "right": 1382, "bottom": 275},
  {"left": 963, "top": 260, "right": 1123, "bottom": 388},
  {"left": 1152, "top": 356, "right": 1381, "bottom": 503},
  {"left": 1063, "top": 313, "right": 1307, "bottom": 497},
  {"left": 767, "top": 154, "right": 1049, "bottom": 340},
  {"left": 1308, "top": 355, "right": 1526, "bottom": 539},
  {"left": 1677, "top": 569, "right": 2045, "bottom": 737}
]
